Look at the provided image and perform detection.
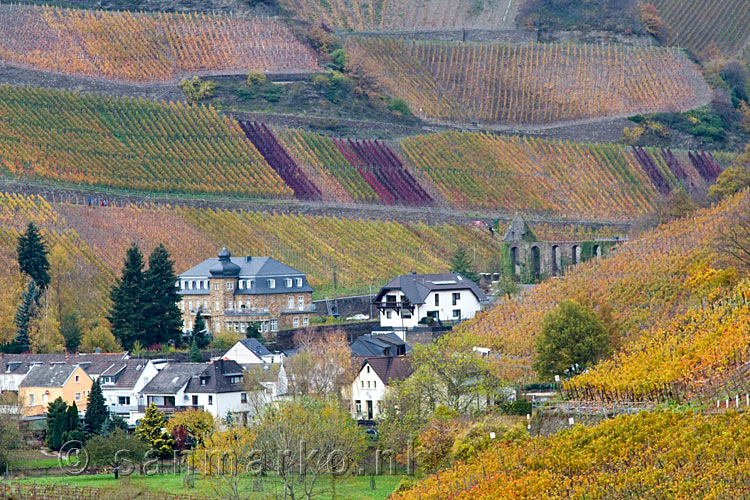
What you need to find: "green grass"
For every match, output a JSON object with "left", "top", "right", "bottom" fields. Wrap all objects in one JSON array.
[{"left": 8, "top": 471, "right": 402, "bottom": 499}]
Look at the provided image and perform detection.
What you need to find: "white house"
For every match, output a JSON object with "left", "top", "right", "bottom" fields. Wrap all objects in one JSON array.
[
  {"left": 98, "top": 359, "right": 159, "bottom": 426},
  {"left": 350, "top": 357, "right": 411, "bottom": 421},
  {"left": 222, "top": 338, "right": 283, "bottom": 365},
  {"left": 373, "top": 272, "right": 486, "bottom": 331},
  {"left": 0, "top": 353, "right": 128, "bottom": 393},
  {"left": 135, "top": 362, "right": 206, "bottom": 425}
]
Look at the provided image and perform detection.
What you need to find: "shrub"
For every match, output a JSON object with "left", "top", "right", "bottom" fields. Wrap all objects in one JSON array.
[
  {"left": 388, "top": 98, "right": 412, "bottom": 116},
  {"left": 179, "top": 76, "right": 217, "bottom": 104}
]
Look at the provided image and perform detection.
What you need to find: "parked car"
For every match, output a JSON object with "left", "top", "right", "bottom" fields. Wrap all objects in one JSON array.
[{"left": 345, "top": 314, "right": 370, "bottom": 321}]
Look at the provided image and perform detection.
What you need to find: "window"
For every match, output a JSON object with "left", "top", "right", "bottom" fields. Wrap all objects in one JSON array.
[
  {"left": 296, "top": 278, "right": 303, "bottom": 287},
  {"left": 293, "top": 317, "right": 299, "bottom": 328},
  {"left": 452, "top": 292, "right": 460, "bottom": 306},
  {"left": 118, "top": 396, "right": 130, "bottom": 406},
  {"left": 241, "top": 393, "right": 247, "bottom": 404},
  {"left": 203, "top": 299, "right": 208, "bottom": 309},
  {"left": 434, "top": 294, "right": 439, "bottom": 306},
  {"left": 192, "top": 395, "right": 198, "bottom": 405},
  {"left": 204, "top": 280, "right": 209, "bottom": 289},
  {"left": 270, "top": 319, "right": 278, "bottom": 332},
  {"left": 386, "top": 311, "right": 392, "bottom": 319},
  {"left": 285, "top": 278, "right": 292, "bottom": 288},
  {"left": 188, "top": 300, "right": 193, "bottom": 311},
  {"left": 75, "top": 375, "right": 80, "bottom": 383},
  {"left": 208, "top": 396, "right": 213, "bottom": 405},
  {"left": 269, "top": 279, "right": 276, "bottom": 289},
  {"left": 75, "top": 392, "right": 81, "bottom": 401},
  {"left": 229, "top": 376, "right": 242, "bottom": 384},
  {"left": 453, "top": 309, "right": 461, "bottom": 318},
  {"left": 373, "top": 381, "right": 377, "bottom": 388},
  {"left": 303, "top": 317, "right": 309, "bottom": 327},
  {"left": 215, "top": 300, "right": 220, "bottom": 312},
  {"left": 227, "top": 282, "right": 234, "bottom": 290},
  {"left": 248, "top": 280, "right": 254, "bottom": 289},
  {"left": 386, "top": 294, "right": 397, "bottom": 304},
  {"left": 238, "top": 299, "right": 244, "bottom": 309},
  {"left": 263, "top": 322, "right": 269, "bottom": 332},
  {"left": 181, "top": 280, "right": 186, "bottom": 289},
  {"left": 298, "top": 296, "right": 304, "bottom": 309},
  {"left": 201, "top": 378, "right": 207, "bottom": 386},
  {"left": 367, "top": 381, "right": 370, "bottom": 388},
  {"left": 288, "top": 297, "right": 294, "bottom": 309},
  {"left": 227, "top": 299, "right": 233, "bottom": 310},
  {"left": 366, "top": 366, "right": 370, "bottom": 373},
  {"left": 189, "top": 280, "right": 194, "bottom": 290},
  {"left": 239, "top": 280, "right": 244, "bottom": 289},
  {"left": 355, "top": 400, "right": 361, "bottom": 414},
  {"left": 29, "top": 394, "right": 34, "bottom": 405},
  {"left": 215, "top": 283, "right": 220, "bottom": 291},
  {"left": 180, "top": 300, "right": 184, "bottom": 311},
  {"left": 402, "top": 310, "right": 412, "bottom": 319}
]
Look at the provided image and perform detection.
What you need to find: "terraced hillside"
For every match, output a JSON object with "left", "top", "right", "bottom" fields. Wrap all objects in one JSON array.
[
  {"left": 400, "top": 131, "right": 724, "bottom": 217},
  {"left": 345, "top": 38, "right": 710, "bottom": 125},
  {"left": 394, "top": 410, "right": 750, "bottom": 500},
  {"left": 0, "top": 4, "right": 318, "bottom": 82},
  {"left": 0, "top": 85, "right": 292, "bottom": 198},
  {"left": 451, "top": 193, "right": 748, "bottom": 381},
  {"left": 277, "top": 0, "right": 521, "bottom": 31},
  {"left": 651, "top": 0, "right": 750, "bottom": 58}
]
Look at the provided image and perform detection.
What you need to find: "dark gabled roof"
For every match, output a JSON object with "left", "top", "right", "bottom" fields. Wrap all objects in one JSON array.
[
  {"left": 19, "top": 363, "right": 85, "bottom": 388},
  {"left": 185, "top": 359, "right": 245, "bottom": 394},
  {"left": 362, "top": 357, "right": 412, "bottom": 385},
  {"left": 374, "top": 272, "right": 486, "bottom": 305},
  {"left": 237, "top": 338, "right": 272, "bottom": 358},
  {"left": 99, "top": 359, "right": 151, "bottom": 389},
  {"left": 141, "top": 363, "right": 205, "bottom": 395},
  {"left": 179, "top": 250, "right": 313, "bottom": 296},
  {"left": 350, "top": 333, "right": 408, "bottom": 358},
  {"left": 1, "top": 353, "right": 127, "bottom": 376}
]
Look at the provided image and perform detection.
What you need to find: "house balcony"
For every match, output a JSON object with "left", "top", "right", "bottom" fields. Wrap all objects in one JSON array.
[
  {"left": 280, "top": 305, "right": 317, "bottom": 314},
  {"left": 374, "top": 301, "right": 414, "bottom": 313},
  {"left": 136, "top": 405, "right": 204, "bottom": 413},
  {"left": 225, "top": 307, "right": 270, "bottom": 317}
]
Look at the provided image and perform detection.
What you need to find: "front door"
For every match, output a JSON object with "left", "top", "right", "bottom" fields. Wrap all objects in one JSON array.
[{"left": 367, "top": 400, "right": 373, "bottom": 420}]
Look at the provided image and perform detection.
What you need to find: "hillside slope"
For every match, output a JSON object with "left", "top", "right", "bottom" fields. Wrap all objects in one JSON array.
[{"left": 451, "top": 193, "right": 749, "bottom": 380}]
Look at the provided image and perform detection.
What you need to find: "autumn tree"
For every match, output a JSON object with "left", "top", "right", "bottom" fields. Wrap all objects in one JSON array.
[
  {"left": 285, "top": 330, "right": 353, "bottom": 399},
  {"left": 534, "top": 299, "right": 612, "bottom": 379},
  {"left": 86, "top": 429, "right": 149, "bottom": 479},
  {"left": 715, "top": 194, "right": 750, "bottom": 273},
  {"left": 166, "top": 409, "right": 215, "bottom": 449},
  {"left": 79, "top": 320, "right": 121, "bottom": 353},
  {"left": 136, "top": 403, "right": 175, "bottom": 458},
  {"left": 191, "top": 425, "right": 257, "bottom": 500},
  {"left": 709, "top": 144, "right": 750, "bottom": 201},
  {"left": 0, "top": 392, "right": 22, "bottom": 471}
]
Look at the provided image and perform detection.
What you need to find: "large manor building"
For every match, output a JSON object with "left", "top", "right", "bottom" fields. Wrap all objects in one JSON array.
[{"left": 177, "top": 249, "right": 315, "bottom": 338}]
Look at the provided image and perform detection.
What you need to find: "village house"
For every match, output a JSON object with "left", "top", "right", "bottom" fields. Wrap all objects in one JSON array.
[
  {"left": 0, "top": 353, "right": 127, "bottom": 393},
  {"left": 373, "top": 272, "right": 486, "bottom": 332},
  {"left": 221, "top": 338, "right": 284, "bottom": 365},
  {"left": 19, "top": 364, "right": 93, "bottom": 417},
  {"left": 350, "top": 356, "right": 412, "bottom": 421},
  {"left": 97, "top": 359, "right": 160, "bottom": 426},
  {"left": 177, "top": 249, "right": 315, "bottom": 339}
]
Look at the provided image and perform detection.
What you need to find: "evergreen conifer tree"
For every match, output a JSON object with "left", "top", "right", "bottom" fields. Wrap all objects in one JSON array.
[
  {"left": 85, "top": 379, "right": 108, "bottom": 435},
  {"left": 67, "top": 401, "right": 80, "bottom": 432},
  {"left": 13, "top": 279, "right": 39, "bottom": 352},
  {"left": 136, "top": 403, "right": 175, "bottom": 458},
  {"left": 192, "top": 312, "right": 208, "bottom": 348},
  {"left": 17, "top": 222, "right": 50, "bottom": 291},
  {"left": 189, "top": 339, "right": 202, "bottom": 362},
  {"left": 142, "top": 244, "right": 183, "bottom": 347},
  {"left": 450, "top": 246, "right": 480, "bottom": 284},
  {"left": 45, "top": 397, "right": 68, "bottom": 451},
  {"left": 60, "top": 312, "right": 82, "bottom": 353},
  {"left": 108, "top": 244, "right": 145, "bottom": 350}
]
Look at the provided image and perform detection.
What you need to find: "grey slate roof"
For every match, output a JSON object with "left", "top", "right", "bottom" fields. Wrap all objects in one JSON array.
[
  {"left": 19, "top": 363, "right": 84, "bottom": 388},
  {"left": 350, "top": 333, "right": 409, "bottom": 358},
  {"left": 1, "top": 353, "right": 127, "bottom": 376},
  {"left": 374, "top": 272, "right": 486, "bottom": 305},
  {"left": 238, "top": 338, "right": 272, "bottom": 358},
  {"left": 363, "top": 356, "right": 412, "bottom": 385},
  {"left": 184, "top": 360, "right": 245, "bottom": 394},
  {"left": 178, "top": 249, "right": 313, "bottom": 296},
  {"left": 141, "top": 363, "right": 205, "bottom": 395},
  {"left": 99, "top": 359, "right": 151, "bottom": 389}
]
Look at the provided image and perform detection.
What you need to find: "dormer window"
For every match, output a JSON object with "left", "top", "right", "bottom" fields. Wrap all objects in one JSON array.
[
  {"left": 296, "top": 278, "right": 303, "bottom": 287},
  {"left": 285, "top": 278, "right": 292, "bottom": 288},
  {"left": 268, "top": 279, "right": 275, "bottom": 289},
  {"left": 200, "top": 377, "right": 207, "bottom": 386},
  {"left": 229, "top": 375, "right": 242, "bottom": 384},
  {"left": 239, "top": 280, "right": 244, "bottom": 289}
]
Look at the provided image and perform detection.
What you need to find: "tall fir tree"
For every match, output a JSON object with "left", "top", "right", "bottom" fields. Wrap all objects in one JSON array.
[
  {"left": 67, "top": 401, "right": 80, "bottom": 432},
  {"left": 189, "top": 339, "right": 202, "bottom": 362},
  {"left": 45, "top": 397, "right": 68, "bottom": 451},
  {"left": 192, "top": 312, "right": 208, "bottom": 348},
  {"left": 142, "top": 244, "right": 183, "bottom": 346},
  {"left": 85, "top": 379, "right": 108, "bottom": 435},
  {"left": 13, "top": 278, "right": 39, "bottom": 352},
  {"left": 450, "top": 246, "right": 480, "bottom": 284},
  {"left": 17, "top": 222, "right": 50, "bottom": 291},
  {"left": 108, "top": 243, "right": 145, "bottom": 351}
]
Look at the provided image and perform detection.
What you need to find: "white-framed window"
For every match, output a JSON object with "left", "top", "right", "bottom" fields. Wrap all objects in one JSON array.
[
  {"left": 453, "top": 309, "right": 461, "bottom": 318},
  {"left": 241, "top": 393, "right": 247, "bottom": 404},
  {"left": 298, "top": 296, "right": 304, "bottom": 309},
  {"left": 208, "top": 396, "right": 213, "bottom": 405},
  {"left": 263, "top": 322, "right": 269, "bottom": 332},
  {"left": 293, "top": 317, "right": 299, "bottom": 328},
  {"left": 452, "top": 292, "right": 460, "bottom": 306},
  {"left": 188, "top": 300, "right": 193, "bottom": 311},
  {"left": 296, "top": 278, "right": 303, "bottom": 287},
  {"left": 75, "top": 392, "right": 81, "bottom": 401},
  {"left": 180, "top": 300, "right": 184, "bottom": 311},
  {"left": 303, "top": 317, "right": 309, "bottom": 327},
  {"left": 268, "top": 279, "right": 275, "bottom": 289},
  {"left": 227, "top": 299, "right": 233, "bottom": 310},
  {"left": 215, "top": 283, "right": 220, "bottom": 291},
  {"left": 238, "top": 300, "right": 244, "bottom": 309},
  {"left": 29, "top": 393, "right": 34, "bottom": 405},
  {"left": 204, "top": 280, "right": 209, "bottom": 289},
  {"left": 270, "top": 319, "right": 278, "bottom": 332},
  {"left": 373, "top": 381, "right": 377, "bottom": 388},
  {"left": 285, "top": 278, "right": 293, "bottom": 288},
  {"left": 249, "top": 280, "right": 254, "bottom": 289},
  {"left": 189, "top": 281, "right": 194, "bottom": 290},
  {"left": 355, "top": 400, "right": 361, "bottom": 414},
  {"left": 203, "top": 299, "right": 208, "bottom": 309},
  {"left": 227, "top": 282, "right": 234, "bottom": 290},
  {"left": 288, "top": 297, "right": 294, "bottom": 309},
  {"left": 181, "top": 280, "right": 186, "bottom": 289},
  {"left": 386, "top": 311, "right": 392, "bottom": 319},
  {"left": 239, "top": 280, "right": 244, "bottom": 289},
  {"left": 215, "top": 300, "right": 221, "bottom": 311}
]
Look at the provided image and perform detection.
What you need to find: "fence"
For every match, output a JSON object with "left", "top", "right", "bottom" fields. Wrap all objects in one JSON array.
[{"left": 0, "top": 483, "right": 208, "bottom": 500}]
